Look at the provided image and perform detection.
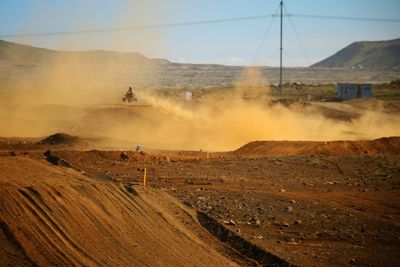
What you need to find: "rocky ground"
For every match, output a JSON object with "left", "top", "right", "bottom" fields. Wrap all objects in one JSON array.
[{"left": 2, "top": 136, "right": 398, "bottom": 266}]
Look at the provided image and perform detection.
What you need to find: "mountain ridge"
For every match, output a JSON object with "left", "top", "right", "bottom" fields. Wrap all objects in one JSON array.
[
  {"left": 0, "top": 39, "right": 168, "bottom": 65},
  {"left": 311, "top": 38, "right": 400, "bottom": 69}
]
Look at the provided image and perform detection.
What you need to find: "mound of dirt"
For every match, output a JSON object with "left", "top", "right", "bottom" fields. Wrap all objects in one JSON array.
[
  {"left": 37, "top": 133, "right": 81, "bottom": 146},
  {"left": 0, "top": 156, "right": 235, "bottom": 266},
  {"left": 234, "top": 136, "right": 400, "bottom": 157}
]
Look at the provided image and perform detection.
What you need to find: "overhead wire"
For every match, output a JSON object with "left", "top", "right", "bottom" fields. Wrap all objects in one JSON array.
[
  {"left": 1, "top": 12, "right": 399, "bottom": 39},
  {"left": 0, "top": 14, "right": 277, "bottom": 38},
  {"left": 289, "top": 14, "right": 400, "bottom": 23},
  {"left": 252, "top": 3, "right": 281, "bottom": 63},
  {"left": 283, "top": 5, "right": 311, "bottom": 66}
]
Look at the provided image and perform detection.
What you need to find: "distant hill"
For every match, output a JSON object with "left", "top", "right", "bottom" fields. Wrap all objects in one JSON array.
[
  {"left": 1, "top": 39, "right": 400, "bottom": 88},
  {"left": 311, "top": 38, "right": 400, "bottom": 69},
  {"left": 0, "top": 39, "right": 165, "bottom": 65}
]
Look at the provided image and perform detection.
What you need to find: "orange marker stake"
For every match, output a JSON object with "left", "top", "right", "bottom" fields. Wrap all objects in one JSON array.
[{"left": 206, "top": 151, "right": 209, "bottom": 159}]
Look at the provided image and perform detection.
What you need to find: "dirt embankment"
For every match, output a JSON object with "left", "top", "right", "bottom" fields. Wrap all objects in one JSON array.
[
  {"left": 234, "top": 136, "right": 400, "bottom": 157},
  {"left": 37, "top": 133, "right": 81, "bottom": 146},
  {"left": 0, "top": 155, "right": 237, "bottom": 266}
]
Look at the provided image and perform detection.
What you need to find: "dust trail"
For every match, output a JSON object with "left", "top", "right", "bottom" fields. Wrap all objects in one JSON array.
[
  {"left": 1, "top": 61, "right": 400, "bottom": 150},
  {"left": 136, "top": 90, "right": 200, "bottom": 121},
  {"left": 109, "top": 67, "right": 400, "bottom": 150}
]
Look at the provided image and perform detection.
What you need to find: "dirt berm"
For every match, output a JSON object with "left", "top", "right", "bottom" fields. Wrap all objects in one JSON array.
[
  {"left": 37, "top": 133, "right": 81, "bottom": 146},
  {"left": 234, "top": 136, "right": 400, "bottom": 157},
  {"left": 0, "top": 156, "right": 238, "bottom": 266}
]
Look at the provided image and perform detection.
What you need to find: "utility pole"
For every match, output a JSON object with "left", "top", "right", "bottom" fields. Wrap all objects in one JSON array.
[{"left": 279, "top": 0, "right": 283, "bottom": 95}]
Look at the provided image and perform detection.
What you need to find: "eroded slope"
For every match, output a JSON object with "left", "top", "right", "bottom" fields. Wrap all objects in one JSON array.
[{"left": 0, "top": 156, "right": 235, "bottom": 266}]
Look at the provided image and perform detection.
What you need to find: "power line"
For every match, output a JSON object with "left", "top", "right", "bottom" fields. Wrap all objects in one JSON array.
[
  {"left": 252, "top": 3, "right": 281, "bottom": 62},
  {"left": 1, "top": 13, "right": 399, "bottom": 38},
  {"left": 283, "top": 6, "right": 311, "bottom": 66},
  {"left": 0, "top": 14, "right": 276, "bottom": 38},
  {"left": 289, "top": 13, "right": 400, "bottom": 23}
]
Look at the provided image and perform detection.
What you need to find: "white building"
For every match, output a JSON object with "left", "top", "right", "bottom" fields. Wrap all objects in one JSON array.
[{"left": 182, "top": 91, "right": 192, "bottom": 101}]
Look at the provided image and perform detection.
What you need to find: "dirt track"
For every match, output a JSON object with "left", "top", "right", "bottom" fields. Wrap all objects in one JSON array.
[
  {"left": 1, "top": 135, "right": 399, "bottom": 266},
  {"left": 2, "top": 98, "right": 400, "bottom": 151},
  {"left": 1, "top": 94, "right": 400, "bottom": 267}
]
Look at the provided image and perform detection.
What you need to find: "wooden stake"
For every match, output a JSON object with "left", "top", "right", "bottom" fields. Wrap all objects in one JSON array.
[
  {"left": 206, "top": 151, "right": 209, "bottom": 159},
  {"left": 143, "top": 168, "right": 147, "bottom": 186}
]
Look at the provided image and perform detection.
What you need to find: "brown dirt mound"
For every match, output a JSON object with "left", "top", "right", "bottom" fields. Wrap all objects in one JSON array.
[
  {"left": 37, "top": 133, "right": 81, "bottom": 146},
  {"left": 0, "top": 156, "right": 235, "bottom": 266},
  {"left": 234, "top": 136, "right": 400, "bottom": 157}
]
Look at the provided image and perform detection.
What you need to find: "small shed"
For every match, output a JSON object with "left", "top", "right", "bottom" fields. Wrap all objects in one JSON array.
[
  {"left": 182, "top": 91, "right": 192, "bottom": 101},
  {"left": 336, "top": 83, "right": 373, "bottom": 100}
]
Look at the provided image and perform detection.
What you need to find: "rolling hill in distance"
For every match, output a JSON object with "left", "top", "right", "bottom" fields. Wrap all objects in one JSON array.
[
  {"left": 0, "top": 39, "right": 163, "bottom": 65},
  {"left": 312, "top": 38, "right": 400, "bottom": 70},
  {"left": 0, "top": 38, "right": 399, "bottom": 88}
]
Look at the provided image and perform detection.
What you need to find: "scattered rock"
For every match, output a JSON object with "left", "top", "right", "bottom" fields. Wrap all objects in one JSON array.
[
  {"left": 251, "top": 216, "right": 261, "bottom": 225},
  {"left": 252, "top": 234, "right": 263, "bottom": 239},
  {"left": 120, "top": 152, "right": 129, "bottom": 160},
  {"left": 282, "top": 223, "right": 289, "bottom": 228},
  {"left": 224, "top": 219, "right": 237, "bottom": 226},
  {"left": 43, "top": 150, "right": 72, "bottom": 168},
  {"left": 285, "top": 206, "right": 294, "bottom": 212}
]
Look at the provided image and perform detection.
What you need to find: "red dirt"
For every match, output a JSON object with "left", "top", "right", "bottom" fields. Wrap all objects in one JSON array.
[
  {"left": 1, "top": 135, "right": 399, "bottom": 266},
  {"left": 234, "top": 137, "right": 400, "bottom": 157},
  {"left": 0, "top": 156, "right": 238, "bottom": 266}
]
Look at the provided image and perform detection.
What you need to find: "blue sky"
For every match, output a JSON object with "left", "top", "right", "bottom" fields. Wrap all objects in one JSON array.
[{"left": 1, "top": 0, "right": 399, "bottom": 66}]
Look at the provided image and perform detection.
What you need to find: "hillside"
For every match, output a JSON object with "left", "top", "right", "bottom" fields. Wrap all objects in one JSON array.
[
  {"left": 0, "top": 155, "right": 236, "bottom": 266},
  {"left": 312, "top": 38, "right": 400, "bottom": 69},
  {"left": 0, "top": 39, "right": 160, "bottom": 65}
]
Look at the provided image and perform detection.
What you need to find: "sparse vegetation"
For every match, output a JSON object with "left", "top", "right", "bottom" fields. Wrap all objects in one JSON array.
[
  {"left": 374, "top": 79, "right": 400, "bottom": 100},
  {"left": 148, "top": 80, "right": 400, "bottom": 102}
]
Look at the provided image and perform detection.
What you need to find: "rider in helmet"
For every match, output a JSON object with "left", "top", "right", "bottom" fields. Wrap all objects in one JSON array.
[{"left": 127, "top": 86, "right": 133, "bottom": 97}]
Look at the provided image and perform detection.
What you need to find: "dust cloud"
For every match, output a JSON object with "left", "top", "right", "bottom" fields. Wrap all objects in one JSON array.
[
  {"left": 1, "top": 4, "right": 400, "bottom": 150},
  {"left": 0, "top": 1, "right": 162, "bottom": 137},
  {"left": 97, "top": 67, "right": 400, "bottom": 151},
  {"left": 1, "top": 63, "right": 400, "bottom": 150}
]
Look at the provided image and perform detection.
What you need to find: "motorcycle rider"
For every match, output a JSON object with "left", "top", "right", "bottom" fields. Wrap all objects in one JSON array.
[{"left": 127, "top": 86, "right": 133, "bottom": 98}]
